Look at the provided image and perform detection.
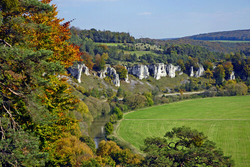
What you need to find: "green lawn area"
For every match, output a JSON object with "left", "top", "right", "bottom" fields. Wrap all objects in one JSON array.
[
  {"left": 95, "top": 42, "right": 122, "bottom": 46},
  {"left": 116, "top": 96, "right": 250, "bottom": 167}
]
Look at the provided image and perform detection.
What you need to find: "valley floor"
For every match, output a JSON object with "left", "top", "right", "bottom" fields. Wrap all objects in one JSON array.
[{"left": 114, "top": 96, "right": 250, "bottom": 167}]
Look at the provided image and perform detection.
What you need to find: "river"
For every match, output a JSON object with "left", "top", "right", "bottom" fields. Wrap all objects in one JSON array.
[{"left": 88, "top": 115, "right": 111, "bottom": 148}]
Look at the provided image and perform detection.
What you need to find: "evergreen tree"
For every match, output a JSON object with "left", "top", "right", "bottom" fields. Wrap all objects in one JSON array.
[{"left": 141, "top": 126, "right": 234, "bottom": 167}]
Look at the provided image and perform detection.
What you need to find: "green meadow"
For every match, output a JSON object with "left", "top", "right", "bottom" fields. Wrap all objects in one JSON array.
[
  {"left": 95, "top": 42, "right": 121, "bottom": 46},
  {"left": 116, "top": 96, "right": 250, "bottom": 167}
]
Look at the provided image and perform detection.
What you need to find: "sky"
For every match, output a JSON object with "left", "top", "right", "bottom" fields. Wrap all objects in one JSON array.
[{"left": 52, "top": 0, "right": 250, "bottom": 39}]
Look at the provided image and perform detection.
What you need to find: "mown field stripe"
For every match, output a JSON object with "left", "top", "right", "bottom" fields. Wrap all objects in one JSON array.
[{"left": 116, "top": 96, "right": 250, "bottom": 167}]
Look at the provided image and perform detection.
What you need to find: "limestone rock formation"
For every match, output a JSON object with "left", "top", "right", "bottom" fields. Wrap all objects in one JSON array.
[
  {"left": 148, "top": 63, "right": 167, "bottom": 80},
  {"left": 99, "top": 65, "right": 120, "bottom": 87},
  {"left": 194, "top": 64, "right": 205, "bottom": 78},
  {"left": 112, "top": 74, "right": 120, "bottom": 87},
  {"left": 229, "top": 71, "right": 235, "bottom": 80},
  {"left": 82, "top": 65, "right": 90, "bottom": 76},
  {"left": 128, "top": 65, "right": 149, "bottom": 80},
  {"left": 190, "top": 66, "right": 194, "bottom": 77},
  {"left": 67, "top": 63, "right": 85, "bottom": 83},
  {"left": 124, "top": 66, "right": 130, "bottom": 83},
  {"left": 167, "top": 64, "right": 181, "bottom": 78},
  {"left": 98, "top": 70, "right": 106, "bottom": 79}
]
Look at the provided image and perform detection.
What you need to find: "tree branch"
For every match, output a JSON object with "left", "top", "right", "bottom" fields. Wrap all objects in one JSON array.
[
  {"left": 0, "top": 39, "right": 12, "bottom": 47},
  {"left": 0, "top": 120, "right": 5, "bottom": 139},
  {"left": 3, "top": 104, "right": 19, "bottom": 130},
  {"left": 0, "top": 82, "right": 24, "bottom": 97}
]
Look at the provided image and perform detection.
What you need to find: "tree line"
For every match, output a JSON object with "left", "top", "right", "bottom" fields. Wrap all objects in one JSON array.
[
  {"left": 70, "top": 26, "right": 135, "bottom": 43},
  {"left": 186, "top": 29, "right": 250, "bottom": 41}
]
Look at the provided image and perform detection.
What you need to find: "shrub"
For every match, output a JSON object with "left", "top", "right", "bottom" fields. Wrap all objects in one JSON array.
[
  {"left": 226, "top": 82, "right": 248, "bottom": 96},
  {"left": 112, "top": 107, "right": 123, "bottom": 120},
  {"left": 124, "top": 94, "right": 147, "bottom": 109},
  {"left": 80, "top": 135, "right": 96, "bottom": 154},
  {"left": 105, "top": 122, "right": 114, "bottom": 136}
]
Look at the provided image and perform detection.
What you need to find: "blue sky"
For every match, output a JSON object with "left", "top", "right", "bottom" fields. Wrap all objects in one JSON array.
[{"left": 52, "top": 0, "right": 250, "bottom": 39}]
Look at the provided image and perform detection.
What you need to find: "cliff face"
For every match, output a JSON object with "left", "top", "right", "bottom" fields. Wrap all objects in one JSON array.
[
  {"left": 194, "top": 64, "right": 205, "bottom": 78},
  {"left": 128, "top": 65, "right": 149, "bottom": 80},
  {"left": 229, "top": 71, "right": 236, "bottom": 80},
  {"left": 148, "top": 63, "right": 167, "bottom": 80},
  {"left": 67, "top": 63, "right": 236, "bottom": 87},
  {"left": 128, "top": 63, "right": 181, "bottom": 80},
  {"left": 98, "top": 65, "right": 120, "bottom": 87},
  {"left": 67, "top": 64, "right": 85, "bottom": 83},
  {"left": 190, "top": 66, "right": 194, "bottom": 77},
  {"left": 167, "top": 64, "right": 181, "bottom": 78}
]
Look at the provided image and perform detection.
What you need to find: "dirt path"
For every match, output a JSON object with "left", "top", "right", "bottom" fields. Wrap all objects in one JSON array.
[{"left": 158, "top": 91, "right": 204, "bottom": 97}]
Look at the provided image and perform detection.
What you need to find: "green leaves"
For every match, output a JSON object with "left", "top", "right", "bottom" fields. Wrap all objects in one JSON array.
[
  {"left": 105, "top": 122, "right": 114, "bottom": 135},
  {"left": 142, "top": 126, "right": 235, "bottom": 167},
  {"left": 22, "top": 0, "right": 53, "bottom": 13},
  {"left": 0, "top": 118, "right": 48, "bottom": 166}
]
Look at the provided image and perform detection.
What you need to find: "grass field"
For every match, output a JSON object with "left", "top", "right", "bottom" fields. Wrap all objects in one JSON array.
[
  {"left": 124, "top": 50, "right": 158, "bottom": 57},
  {"left": 116, "top": 96, "right": 250, "bottom": 167},
  {"left": 95, "top": 42, "right": 121, "bottom": 46}
]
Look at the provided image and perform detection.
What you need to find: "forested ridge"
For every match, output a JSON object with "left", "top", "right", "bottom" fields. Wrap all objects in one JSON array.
[
  {"left": 141, "top": 37, "right": 250, "bottom": 55},
  {"left": 71, "top": 27, "right": 135, "bottom": 43},
  {"left": 185, "top": 29, "right": 250, "bottom": 41}
]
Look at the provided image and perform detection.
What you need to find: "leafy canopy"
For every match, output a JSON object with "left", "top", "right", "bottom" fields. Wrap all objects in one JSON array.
[{"left": 141, "top": 126, "right": 234, "bottom": 167}]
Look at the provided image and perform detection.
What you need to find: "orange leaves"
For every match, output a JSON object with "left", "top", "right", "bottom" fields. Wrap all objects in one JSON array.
[{"left": 82, "top": 52, "right": 94, "bottom": 70}]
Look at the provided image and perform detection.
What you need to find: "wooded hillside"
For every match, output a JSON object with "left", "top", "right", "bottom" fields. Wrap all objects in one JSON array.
[{"left": 185, "top": 29, "right": 250, "bottom": 41}]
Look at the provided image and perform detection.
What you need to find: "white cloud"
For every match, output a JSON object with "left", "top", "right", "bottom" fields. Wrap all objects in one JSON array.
[{"left": 138, "top": 12, "right": 152, "bottom": 15}]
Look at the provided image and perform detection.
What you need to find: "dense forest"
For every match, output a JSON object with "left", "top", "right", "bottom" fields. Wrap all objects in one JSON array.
[
  {"left": 69, "top": 27, "right": 226, "bottom": 65},
  {"left": 140, "top": 37, "right": 250, "bottom": 55},
  {"left": 185, "top": 29, "right": 250, "bottom": 41},
  {"left": 70, "top": 27, "right": 135, "bottom": 43}
]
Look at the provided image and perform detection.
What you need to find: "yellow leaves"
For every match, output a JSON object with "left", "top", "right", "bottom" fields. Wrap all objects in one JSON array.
[
  {"left": 77, "top": 101, "right": 90, "bottom": 115},
  {"left": 55, "top": 136, "right": 94, "bottom": 166},
  {"left": 97, "top": 140, "right": 121, "bottom": 157},
  {"left": 96, "top": 140, "right": 144, "bottom": 166}
]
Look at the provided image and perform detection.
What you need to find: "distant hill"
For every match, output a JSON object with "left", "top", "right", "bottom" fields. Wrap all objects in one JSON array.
[{"left": 185, "top": 29, "right": 250, "bottom": 41}]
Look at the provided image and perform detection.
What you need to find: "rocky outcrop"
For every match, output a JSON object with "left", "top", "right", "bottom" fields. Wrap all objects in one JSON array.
[
  {"left": 229, "top": 71, "right": 235, "bottom": 80},
  {"left": 128, "top": 65, "right": 149, "bottom": 80},
  {"left": 128, "top": 63, "right": 183, "bottom": 80},
  {"left": 190, "top": 66, "right": 194, "bottom": 77},
  {"left": 167, "top": 64, "right": 181, "bottom": 78},
  {"left": 148, "top": 63, "right": 167, "bottom": 80},
  {"left": 82, "top": 65, "right": 90, "bottom": 76},
  {"left": 98, "top": 65, "right": 120, "bottom": 87},
  {"left": 98, "top": 70, "right": 106, "bottom": 79},
  {"left": 194, "top": 64, "right": 205, "bottom": 78},
  {"left": 67, "top": 64, "right": 85, "bottom": 83},
  {"left": 124, "top": 66, "right": 130, "bottom": 83}
]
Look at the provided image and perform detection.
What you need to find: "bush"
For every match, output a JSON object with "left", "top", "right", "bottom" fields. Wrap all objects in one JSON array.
[
  {"left": 110, "top": 114, "right": 118, "bottom": 124},
  {"left": 226, "top": 82, "right": 248, "bottom": 96},
  {"left": 112, "top": 107, "right": 123, "bottom": 120},
  {"left": 105, "top": 122, "right": 114, "bottom": 136},
  {"left": 75, "top": 85, "right": 86, "bottom": 94},
  {"left": 116, "top": 103, "right": 128, "bottom": 113},
  {"left": 124, "top": 94, "right": 147, "bottom": 109},
  {"left": 80, "top": 135, "right": 96, "bottom": 154}
]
